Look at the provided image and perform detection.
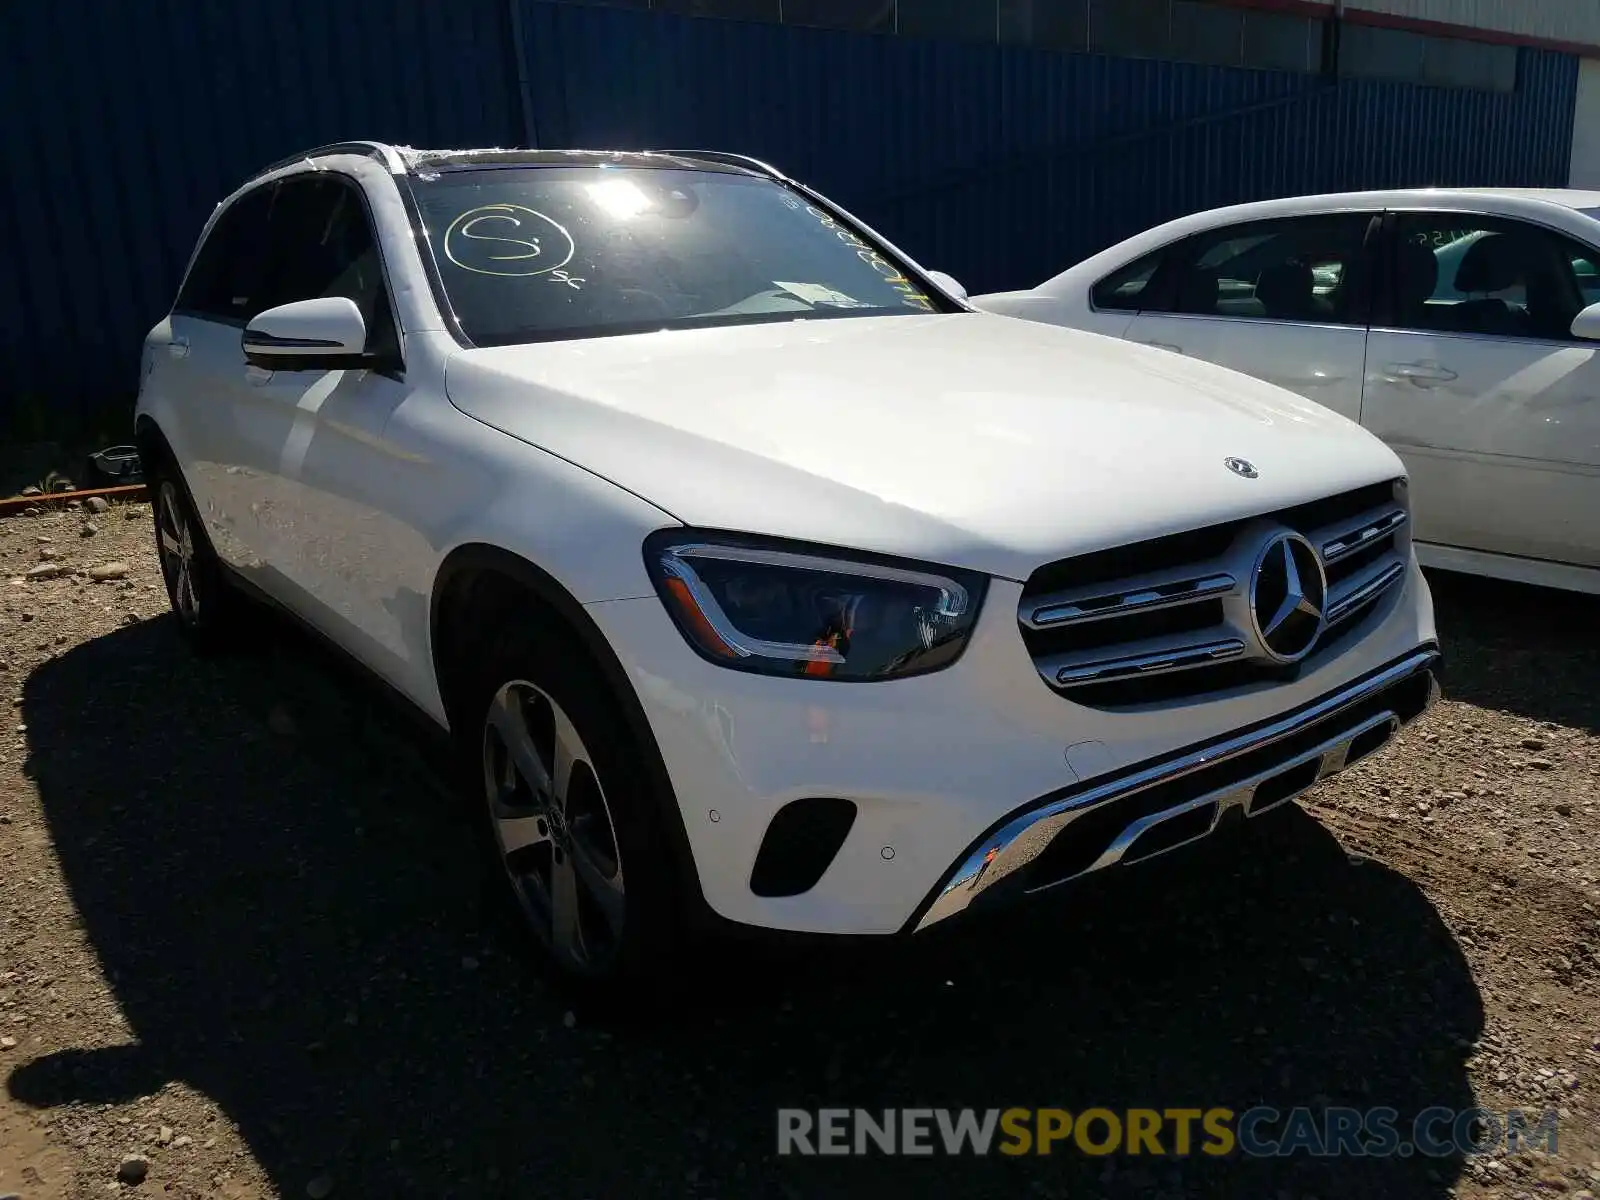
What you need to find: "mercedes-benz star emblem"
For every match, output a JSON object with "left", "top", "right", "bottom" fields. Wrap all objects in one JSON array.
[
  {"left": 1249, "top": 531, "right": 1327, "bottom": 663},
  {"left": 1224, "top": 457, "right": 1259, "bottom": 479}
]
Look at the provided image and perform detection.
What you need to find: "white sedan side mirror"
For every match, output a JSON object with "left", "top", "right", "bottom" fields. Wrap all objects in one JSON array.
[
  {"left": 242, "top": 297, "right": 370, "bottom": 370},
  {"left": 1570, "top": 300, "right": 1600, "bottom": 341},
  {"left": 926, "top": 270, "right": 968, "bottom": 303}
]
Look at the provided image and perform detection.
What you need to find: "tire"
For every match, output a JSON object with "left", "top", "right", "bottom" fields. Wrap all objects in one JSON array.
[
  {"left": 463, "top": 623, "right": 683, "bottom": 1000},
  {"left": 146, "top": 459, "right": 247, "bottom": 652}
]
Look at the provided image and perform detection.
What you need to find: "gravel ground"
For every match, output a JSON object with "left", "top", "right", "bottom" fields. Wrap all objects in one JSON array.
[{"left": 1, "top": 503, "right": 1597, "bottom": 1199}]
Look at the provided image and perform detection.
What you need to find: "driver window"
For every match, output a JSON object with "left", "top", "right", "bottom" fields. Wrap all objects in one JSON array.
[{"left": 258, "top": 176, "right": 399, "bottom": 360}]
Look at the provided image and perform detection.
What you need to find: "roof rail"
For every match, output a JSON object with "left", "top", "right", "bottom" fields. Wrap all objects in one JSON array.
[
  {"left": 661, "top": 150, "right": 786, "bottom": 179},
  {"left": 249, "top": 140, "right": 406, "bottom": 183}
]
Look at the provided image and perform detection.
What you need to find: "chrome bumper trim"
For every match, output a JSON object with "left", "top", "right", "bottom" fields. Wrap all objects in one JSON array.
[
  {"left": 1085, "top": 708, "right": 1400, "bottom": 876},
  {"left": 911, "top": 647, "right": 1440, "bottom": 932}
]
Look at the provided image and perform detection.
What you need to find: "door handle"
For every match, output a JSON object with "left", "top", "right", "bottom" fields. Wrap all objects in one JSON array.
[
  {"left": 165, "top": 337, "right": 190, "bottom": 360},
  {"left": 1384, "top": 361, "right": 1457, "bottom": 386},
  {"left": 1137, "top": 340, "right": 1183, "bottom": 354}
]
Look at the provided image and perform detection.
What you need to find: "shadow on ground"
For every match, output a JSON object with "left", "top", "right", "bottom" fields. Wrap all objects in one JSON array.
[
  {"left": 11, "top": 606, "right": 1484, "bottom": 1198},
  {"left": 1426, "top": 566, "right": 1600, "bottom": 735}
]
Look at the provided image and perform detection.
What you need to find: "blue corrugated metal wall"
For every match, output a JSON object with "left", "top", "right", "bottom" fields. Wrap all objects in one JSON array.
[
  {"left": 520, "top": 2, "right": 1578, "bottom": 297},
  {"left": 0, "top": 0, "right": 519, "bottom": 437},
  {"left": 0, "top": 0, "right": 1578, "bottom": 438}
]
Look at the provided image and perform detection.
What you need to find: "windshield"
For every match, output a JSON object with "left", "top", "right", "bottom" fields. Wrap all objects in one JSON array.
[{"left": 409, "top": 165, "right": 943, "bottom": 346}]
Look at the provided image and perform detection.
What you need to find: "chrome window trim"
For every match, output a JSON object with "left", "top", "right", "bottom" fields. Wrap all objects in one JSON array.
[
  {"left": 1368, "top": 325, "right": 1598, "bottom": 350},
  {"left": 1123, "top": 310, "right": 1367, "bottom": 333}
]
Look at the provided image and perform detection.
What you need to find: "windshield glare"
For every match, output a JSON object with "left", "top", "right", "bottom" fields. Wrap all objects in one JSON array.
[{"left": 410, "top": 165, "right": 941, "bottom": 346}]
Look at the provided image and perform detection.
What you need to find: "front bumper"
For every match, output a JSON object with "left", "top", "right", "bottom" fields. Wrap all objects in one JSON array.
[
  {"left": 908, "top": 645, "right": 1439, "bottom": 932},
  {"left": 586, "top": 561, "right": 1437, "bottom": 937}
]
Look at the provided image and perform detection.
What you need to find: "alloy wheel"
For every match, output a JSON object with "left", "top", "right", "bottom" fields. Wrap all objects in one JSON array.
[
  {"left": 156, "top": 480, "right": 201, "bottom": 625},
  {"left": 482, "top": 680, "right": 627, "bottom": 974}
]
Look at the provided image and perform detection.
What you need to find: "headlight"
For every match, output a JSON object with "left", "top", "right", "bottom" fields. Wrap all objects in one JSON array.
[{"left": 643, "top": 532, "right": 987, "bottom": 681}]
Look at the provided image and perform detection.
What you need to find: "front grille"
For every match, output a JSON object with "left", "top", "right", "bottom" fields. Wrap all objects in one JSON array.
[{"left": 1019, "top": 480, "right": 1411, "bottom": 709}]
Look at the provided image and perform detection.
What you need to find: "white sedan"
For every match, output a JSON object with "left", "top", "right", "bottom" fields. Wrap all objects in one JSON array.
[{"left": 974, "top": 189, "right": 1600, "bottom": 595}]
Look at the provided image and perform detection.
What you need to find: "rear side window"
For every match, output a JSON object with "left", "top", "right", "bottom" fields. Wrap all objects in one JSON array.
[
  {"left": 1090, "top": 250, "right": 1164, "bottom": 311},
  {"left": 1150, "top": 214, "right": 1374, "bottom": 326},
  {"left": 175, "top": 185, "right": 274, "bottom": 323}
]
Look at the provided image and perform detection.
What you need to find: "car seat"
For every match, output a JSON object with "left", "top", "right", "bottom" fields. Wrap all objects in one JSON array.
[
  {"left": 1451, "top": 235, "right": 1533, "bottom": 336},
  {"left": 1391, "top": 240, "right": 1440, "bottom": 327},
  {"left": 1255, "top": 261, "right": 1320, "bottom": 322}
]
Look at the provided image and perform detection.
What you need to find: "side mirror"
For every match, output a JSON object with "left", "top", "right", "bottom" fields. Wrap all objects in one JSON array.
[
  {"left": 1571, "top": 300, "right": 1600, "bottom": 342},
  {"left": 925, "top": 270, "right": 968, "bottom": 303},
  {"left": 243, "top": 297, "right": 370, "bottom": 371}
]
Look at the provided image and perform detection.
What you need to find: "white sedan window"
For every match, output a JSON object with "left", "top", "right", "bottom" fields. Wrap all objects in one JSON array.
[{"left": 1393, "top": 214, "right": 1593, "bottom": 341}]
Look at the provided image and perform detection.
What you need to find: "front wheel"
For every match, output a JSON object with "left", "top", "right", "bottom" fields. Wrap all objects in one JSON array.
[{"left": 470, "top": 629, "right": 683, "bottom": 994}]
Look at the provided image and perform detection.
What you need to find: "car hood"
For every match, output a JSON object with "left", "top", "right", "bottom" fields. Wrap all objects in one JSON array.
[{"left": 445, "top": 313, "right": 1404, "bottom": 581}]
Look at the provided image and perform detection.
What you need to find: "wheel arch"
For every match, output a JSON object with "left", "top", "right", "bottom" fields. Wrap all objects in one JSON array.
[
  {"left": 134, "top": 413, "right": 173, "bottom": 469},
  {"left": 429, "top": 544, "right": 710, "bottom": 922}
]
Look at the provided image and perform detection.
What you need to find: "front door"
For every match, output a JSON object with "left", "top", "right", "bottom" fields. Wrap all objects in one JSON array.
[
  {"left": 1363, "top": 211, "right": 1600, "bottom": 568},
  {"left": 225, "top": 174, "right": 424, "bottom": 681}
]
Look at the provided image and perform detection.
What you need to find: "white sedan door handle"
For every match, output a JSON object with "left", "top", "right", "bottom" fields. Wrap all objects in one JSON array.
[
  {"left": 1137, "top": 340, "right": 1183, "bottom": 354},
  {"left": 1384, "top": 361, "right": 1457, "bottom": 386},
  {"left": 165, "top": 337, "right": 190, "bottom": 360}
]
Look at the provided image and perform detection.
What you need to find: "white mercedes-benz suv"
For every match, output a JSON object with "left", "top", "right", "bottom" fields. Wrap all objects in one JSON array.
[{"left": 135, "top": 142, "right": 1439, "bottom": 992}]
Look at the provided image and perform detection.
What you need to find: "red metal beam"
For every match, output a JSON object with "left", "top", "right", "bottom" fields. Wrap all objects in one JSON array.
[
  {"left": 1205, "top": 0, "right": 1600, "bottom": 57},
  {"left": 0, "top": 483, "right": 148, "bottom": 516}
]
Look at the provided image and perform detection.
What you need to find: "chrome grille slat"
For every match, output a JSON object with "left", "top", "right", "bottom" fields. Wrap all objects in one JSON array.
[
  {"left": 1326, "top": 560, "right": 1406, "bottom": 627},
  {"left": 1025, "top": 571, "right": 1235, "bottom": 630},
  {"left": 1320, "top": 506, "right": 1408, "bottom": 565},
  {"left": 1018, "top": 481, "right": 1410, "bottom": 705},
  {"left": 1047, "top": 638, "right": 1247, "bottom": 686}
]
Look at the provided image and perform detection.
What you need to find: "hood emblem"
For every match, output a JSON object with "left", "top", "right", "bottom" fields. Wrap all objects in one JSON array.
[
  {"left": 1249, "top": 531, "right": 1327, "bottom": 664},
  {"left": 1225, "top": 457, "right": 1259, "bottom": 479}
]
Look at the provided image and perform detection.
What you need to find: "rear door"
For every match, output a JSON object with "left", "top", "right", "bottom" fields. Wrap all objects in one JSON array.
[
  {"left": 1121, "top": 213, "right": 1379, "bottom": 422},
  {"left": 1362, "top": 211, "right": 1600, "bottom": 567}
]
